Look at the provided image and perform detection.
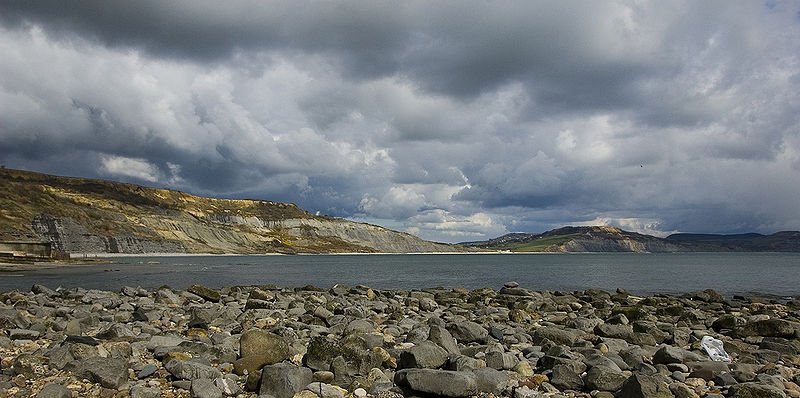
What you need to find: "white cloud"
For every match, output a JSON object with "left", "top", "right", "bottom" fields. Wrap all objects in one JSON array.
[{"left": 100, "top": 155, "right": 160, "bottom": 182}]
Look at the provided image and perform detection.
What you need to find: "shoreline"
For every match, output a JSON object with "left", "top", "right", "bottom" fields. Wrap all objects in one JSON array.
[{"left": 1, "top": 283, "right": 799, "bottom": 397}]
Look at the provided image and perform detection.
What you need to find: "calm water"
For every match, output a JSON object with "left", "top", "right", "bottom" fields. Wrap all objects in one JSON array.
[{"left": 1, "top": 253, "right": 799, "bottom": 296}]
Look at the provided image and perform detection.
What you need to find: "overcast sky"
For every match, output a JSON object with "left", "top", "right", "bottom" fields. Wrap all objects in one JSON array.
[{"left": 1, "top": 1, "right": 799, "bottom": 242}]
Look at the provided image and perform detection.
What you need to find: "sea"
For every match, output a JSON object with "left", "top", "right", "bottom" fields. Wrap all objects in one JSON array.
[{"left": 1, "top": 253, "right": 799, "bottom": 297}]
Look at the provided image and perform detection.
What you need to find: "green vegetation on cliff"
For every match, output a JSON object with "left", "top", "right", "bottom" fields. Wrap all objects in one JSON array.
[
  {"left": 464, "top": 226, "right": 800, "bottom": 252},
  {"left": 0, "top": 168, "right": 457, "bottom": 254}
]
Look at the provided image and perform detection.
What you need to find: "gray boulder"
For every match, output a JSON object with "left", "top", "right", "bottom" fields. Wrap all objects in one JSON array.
[
  {"left": 47, "top": 342, "right": 100, "bottom": 370},
  {"left": 533, "top": 326, "right": 582, "bottom": 346},
  {"left": 653, "top": 345, "right": 705, "bottom": 365},
  {"left": 668, "top": 383, "right": 700, "bottom": 398},
  {"left": 730, "top": 382, "right": 787, "bottom": 398},
  {"left": 305, "top": 382, "right": 345, "bottom": 398},
  {"left": 259, "top": 362, "right": 313, "bottom": 398},
  {"left": 165, "top": 359, "right": 222, "bottom": 381},
  {"left": 188, "top": 284, "right": 221, "bottom": 302},
  {"left": 399, "top": 341, "right": 448, "bottom": 369},
  {"left": 345, "top": 319, "right": 375, "bottom": 334},
  {"left": 303, "top": 336, "right": 382, "bottom": 376},
  {"left": 550, "top": 363, "right": 585, "bottom": 391},
  {"left": 617, "top": 374, "right": 674, "bottom": 398},
  {"left": 428, "top": 325, "right": 460, "bottom": 354},
  {"left": 130, "top": 386, "right": 162, "bottom": 398},
  {"left": 191, "top": 378, "right": 223, "bottom": 398},
  {"left": 582, "top": 352, "right": 623, "bottom": 372},
  {"left": 73, "top": 357, "right": 129, "bottom": 389},
  {"left": 36, "top": 383, "right": 71, "bottom": 398},
  {"left": 595, "top": 323, "right": 634, "bottom": 340},
  {"left": 96, "top": 323, "right": 137, "bottom": 340},
  {"left": 473, "top": 367, "right": 509, "bottom": 394},
  {"left": 447, "top": 321, "right": 489, "bottom": 343},
  {"left": 584, "top": 365, "right": 627, "bottom": 392},
  {"left": 31, "top": 284, "right": 59, "bottom": 297},
  {"left": 8, "top": 328, "right": 41, "bottom": 340},
  {"left": 214, "top": 376, "right": 240, "bottom": 396},
  {"left": 234, "top": 329, "right": 290, "bottom": 375},
  {"left": 485, "top": 351, "right": 518, "bottom": 370},
  {"left": 736, "top": 319, "right": 799, "bottom": 338},
  {"left": 686, "top": 361, "right": 730, "bottom": 381},
  {"left": 445, "top": 354, "right": 485, "bottom": 371},
  {"left": 395, "top": 369, "right": 478, "bottom": 397}
]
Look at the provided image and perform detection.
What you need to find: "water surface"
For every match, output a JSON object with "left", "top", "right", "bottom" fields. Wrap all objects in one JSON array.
[{"left": 1, "top": 253, "right": 798, "bottom": 296}]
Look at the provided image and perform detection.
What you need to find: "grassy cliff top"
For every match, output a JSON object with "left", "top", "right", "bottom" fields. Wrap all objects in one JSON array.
[{"left": 0, "top": 167, "right": 311, "bottom": 241}]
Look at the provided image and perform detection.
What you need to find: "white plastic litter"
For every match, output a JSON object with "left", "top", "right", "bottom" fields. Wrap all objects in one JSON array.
[{"left": 701, "top": 335, "right": 732, "bottom": 362}]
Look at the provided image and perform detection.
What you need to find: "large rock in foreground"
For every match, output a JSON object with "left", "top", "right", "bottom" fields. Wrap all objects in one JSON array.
[{"left": 395, "top": 369, "right": 478, "bottom": 397}]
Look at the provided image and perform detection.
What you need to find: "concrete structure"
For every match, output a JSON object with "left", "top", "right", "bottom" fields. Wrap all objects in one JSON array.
[{"left": 0, "top": 241, "right": 52, "bottom": 260}]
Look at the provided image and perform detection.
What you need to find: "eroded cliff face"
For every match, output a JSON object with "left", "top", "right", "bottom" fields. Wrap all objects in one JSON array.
[
  {"left": 560, "top": 238, "right": 685, "bottom": 253},
  {"left": 465, "top": 226, "right": 690, "bottom": 253},
  {"left": 2, "top": 168, "right": 457, "bottom": 254}
]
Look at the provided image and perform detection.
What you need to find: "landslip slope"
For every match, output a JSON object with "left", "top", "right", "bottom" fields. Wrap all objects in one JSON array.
[{"left": 0, "top": 168, "right": 457, "bottom": 254}]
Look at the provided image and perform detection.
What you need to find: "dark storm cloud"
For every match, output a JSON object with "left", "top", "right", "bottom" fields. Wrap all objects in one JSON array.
[
  {"left": 1, "top": 1, "right": 800, "bottom": 242},
  {"left": 0, "top": 1, "right": 411, "bottom": 71},
  {"left": 0, "top": 1, "right": 666, "bottom": 101}
]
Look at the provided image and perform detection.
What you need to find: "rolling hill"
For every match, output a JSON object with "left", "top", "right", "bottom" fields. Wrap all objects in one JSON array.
[{"left": 463, "top": 226, "right": 800, "bottom": 252}]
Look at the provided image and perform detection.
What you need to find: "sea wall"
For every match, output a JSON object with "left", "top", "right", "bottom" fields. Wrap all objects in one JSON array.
[{"left": 0, "top": 241, "right": 52, "bottom": 258}]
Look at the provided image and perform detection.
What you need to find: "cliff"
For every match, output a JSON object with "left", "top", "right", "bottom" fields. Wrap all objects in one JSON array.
[
  {"left": 0, "top": 168, "right": 457, "bottom": 254},
  {"left": 463, "top": 226, "right": 800, "bottom": 252}
]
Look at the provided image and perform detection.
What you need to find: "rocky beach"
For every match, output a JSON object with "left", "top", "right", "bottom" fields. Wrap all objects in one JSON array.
[{"left": 1, "top": 282, "right": 799, "bottom": 398}]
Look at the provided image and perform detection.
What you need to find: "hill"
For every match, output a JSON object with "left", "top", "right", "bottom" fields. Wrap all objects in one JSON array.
[
  {"left": 0, "top": 168, "right": 457, "bottom": 254},
  {"left": 463, "top": 226, "right": 800, "bottom": 252}
]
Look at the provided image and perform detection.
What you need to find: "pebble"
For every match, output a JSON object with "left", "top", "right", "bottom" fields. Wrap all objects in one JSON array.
[{"left": 0, "top": 283, "right": 796, "bottom": 398}]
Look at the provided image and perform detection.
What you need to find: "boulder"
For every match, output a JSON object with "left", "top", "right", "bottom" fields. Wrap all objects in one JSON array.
[
  {"left": 129, "top": 386, "right": 162, "bottom": 398},
  {"left": 73, "top": 357, "right": 129, "bottom": 389},
  {"left": 303, "top": 337, "right": 382, "bottom": 375},
  {"left": 550, "top": 363, "right": 584, "bottom": 391},
  {"left": 345, "top": 319, "right": 375, "bottom": 334},
  {"left": 395, "top": 369, "right": 478, "bottom": 397},
  {"left": 259, "top": 362, "right": 313, "bottom": 398},
  {"left": 730, "top": 382, "right": 787, "bottom": 398},
  {"left": 668, "top": 383, "right": 700, "bottom": 398},
  {"left": 165, "top": 359, "right": 222, "bottom": 381},
  {"left": 617, "top": 374, "right": 675, "bottom": 398},
  {"left": 485, "top": 351, "right": 518, "bottom": 370},
  {"left": 533, "top": 326, "right": 582, "bottom": 346},
  {"left": 191, "top": 378, "right": 223, "bottom": 398},
  {"left": 447, "top": 321, "right": 489, "bottom": 343},
  {"left": 736, "top": 319, "right": 799, "bottom": 338},
  {"left": 584, "top": 365, "right": 627, "bottom": 392},
  {"left": 686, "top": 361, "right": 730, "bottom": 381},
  {"left": 473, "top": 367, "right": 509, "bottom": 394},
  {"left": 188, "top": 284, "right": 221, "bottom": 303},
  {"left": 35, "top": 383, "right": 72, "bottom": 398},
  {"left": 653, "top": 346, "right": 705, "bottom": 365},
  {"left": 594, "top": 323, "right": 634, "bottom": 340},
  {"left": 8, "top": 328, "right": 41, "bottom": 340},
  {"left": 428, "top": 325, "right": 460, "bottom": 354},
  {"left": 235, "top": 329, "right": 290, "bottom": 375},
  {"left": 398, "top": 341, "right": 448, "bottom": 369},
  {"left": 445, "top": 354, "right": 485, "bottom": 371}
]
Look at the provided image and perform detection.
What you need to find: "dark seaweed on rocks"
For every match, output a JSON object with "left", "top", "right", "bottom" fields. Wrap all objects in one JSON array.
[{"left": 1, "top": 283, "right": 800, "bottom": 397}]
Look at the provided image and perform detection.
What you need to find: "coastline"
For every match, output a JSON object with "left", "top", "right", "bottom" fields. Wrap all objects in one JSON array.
[{"left": 1, "top": 282, "right": 799, "bottom": 397}]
